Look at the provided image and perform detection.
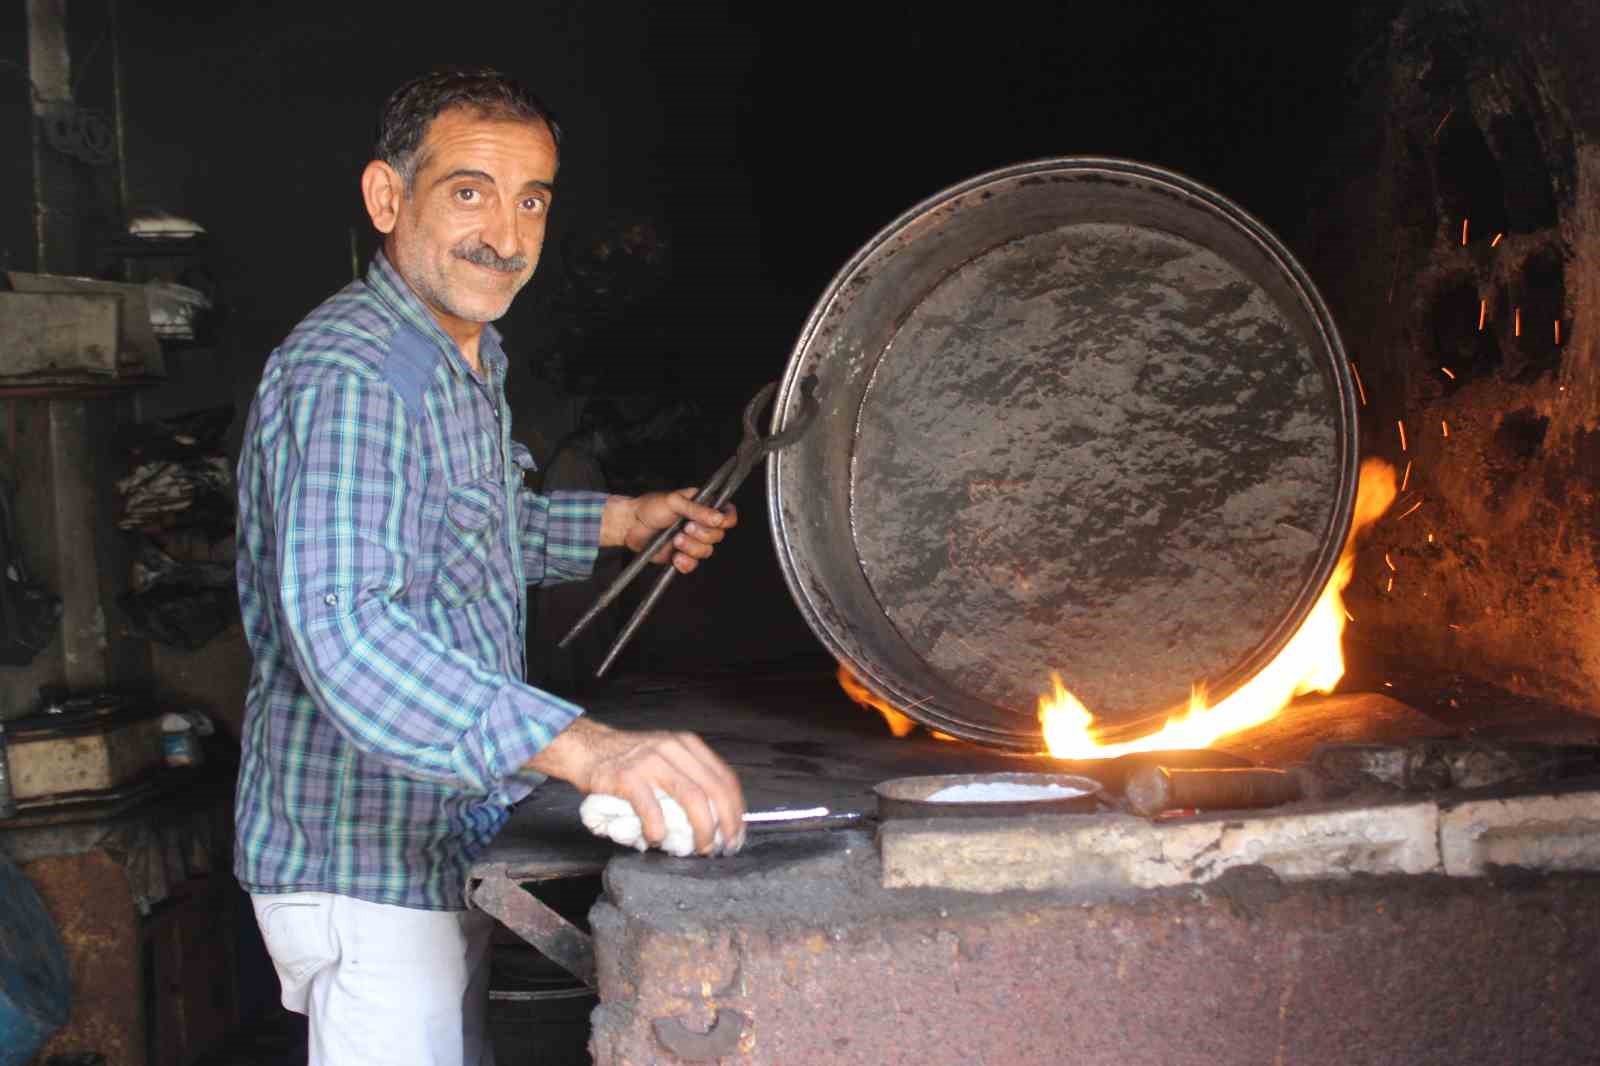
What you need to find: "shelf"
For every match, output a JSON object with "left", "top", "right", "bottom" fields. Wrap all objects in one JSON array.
[
  {"left": 103, "top": 235, "right": 212, "bottom": 259},
  {"left": 0, "top": 375, "right": 164, "bottom": 398}
]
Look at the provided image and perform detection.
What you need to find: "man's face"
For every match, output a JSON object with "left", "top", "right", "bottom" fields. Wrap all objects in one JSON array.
[{"left": 384, "top": 107, "right": 558, "bottom": 330}]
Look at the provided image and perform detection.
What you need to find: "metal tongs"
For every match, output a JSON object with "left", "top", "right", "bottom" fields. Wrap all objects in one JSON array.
[{"left": 559, "top": 376, "right": 820, "bottom": 676}]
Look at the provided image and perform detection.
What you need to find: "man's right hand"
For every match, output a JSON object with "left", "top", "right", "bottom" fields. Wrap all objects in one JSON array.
[{"left": 525, "top": 717, "right": 746, "bottom": 855}]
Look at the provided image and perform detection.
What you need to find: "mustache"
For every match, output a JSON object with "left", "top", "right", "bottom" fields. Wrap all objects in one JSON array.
[{"left": 452, "top": 242, "right": 528, "bottom": 273}]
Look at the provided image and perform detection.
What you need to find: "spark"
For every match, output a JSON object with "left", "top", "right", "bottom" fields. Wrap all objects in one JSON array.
[
  {"left": 1442, "top": 420, "right": 1450, "bottom": 438},
  {"left": 1478, "top": 299, "right": 1487, "bottom": 331},
  {"left": 1432, "top": 107, "right": 1453, "bottom": 139},
  {"left": 1514, "top": 307, "right": 1521, "bottom": 337},
  {"left": 1397, "top": 420, "right": 1408, "bottom": 452},
  {"left": 1384, "top": 552, "right": 1396, "bottom": 571},
  {"left": 1440, "top": 366, "right": 1455, "bottom": 380},
  {"left": 1344, "top": 608, "right": 1355, "bottom": 622},
  {"left": 1428, "top": 532, "right": 1435, "bottom": 543},
  {"left": 1490, "top": 232, "right": 1503, "bottom": 248},
  {"left": 1386, "top": 576, "right": 1394, "bottom": 593},
  {"left": 1555, "top": 320, "right": 1562, "bottom": 345},
  {"left": 1401, "top": 459, "right": 1412, "bottom": 492},
  {"left": 1461, "top": 219, "right": 1469, "bottom": 245},
  {"left": 1397, "top": 499, "right": 1424, "bottom": 520},
  {"left": 1350, "top": 361, "right": 1367, "bottom": 406}
]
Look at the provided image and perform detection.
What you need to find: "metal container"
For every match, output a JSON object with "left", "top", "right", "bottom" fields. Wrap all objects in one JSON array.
[{"left": 768, "top": 158, "right": 1358, "bottom": 750}]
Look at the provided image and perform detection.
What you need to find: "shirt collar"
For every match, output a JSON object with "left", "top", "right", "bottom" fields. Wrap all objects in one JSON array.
[{"left": 366, "top": 250, "right": 506, "bottom": 381}]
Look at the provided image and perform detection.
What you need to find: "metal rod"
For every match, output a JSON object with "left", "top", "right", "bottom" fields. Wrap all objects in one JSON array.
[
  {"left": 0, "top": 721, "right": 17, "bottom": 821},
  {"left": 593, "top": 458, "right": 752, "bottom": 677},
  {"left": 470, "top": 871, "right": 596, "bottom": 989},
  {"left": 556, "top": 457, "right": 736, "bottom": 650},
  {"left": 109, "top": 0, "right": 129, "bottom": 223},
  {"left": 742, "top": 806, "right": 830, "bottom": 823}
]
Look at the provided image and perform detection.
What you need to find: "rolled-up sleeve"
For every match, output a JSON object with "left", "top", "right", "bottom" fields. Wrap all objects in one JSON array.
[
  {"left": 518, "top": 488, "right": 606, "bottom": 585},
  {"left": 271, "top": 369, "right": 581, "bottom": 792}
]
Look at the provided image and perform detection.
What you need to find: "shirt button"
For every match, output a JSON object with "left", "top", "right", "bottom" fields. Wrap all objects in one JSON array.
[{"left": 324, "top": 593, "right": 338, "bottom": 606}]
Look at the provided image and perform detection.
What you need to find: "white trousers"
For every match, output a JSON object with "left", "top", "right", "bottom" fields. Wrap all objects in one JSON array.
[{"left": 251, "top": 892, "right": 497, "bottom": 1066}]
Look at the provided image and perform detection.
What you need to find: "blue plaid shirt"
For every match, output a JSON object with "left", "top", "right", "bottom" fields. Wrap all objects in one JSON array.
[{"left": 233, "top": 252, "right": 606, "bottom": 910}]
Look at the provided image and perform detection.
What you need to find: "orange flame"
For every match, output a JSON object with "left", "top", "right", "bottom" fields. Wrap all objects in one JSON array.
[
  {"left": 1038, "top": 458, "right": 1400, "bottom": 759},
  {"left": 836, "top": 663, "right": 918, "bottom": 737}
]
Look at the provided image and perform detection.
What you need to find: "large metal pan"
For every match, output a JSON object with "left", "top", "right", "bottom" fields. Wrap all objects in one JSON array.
[{"left": 766, "top": 158, "right": 1358, "bottom": 751}]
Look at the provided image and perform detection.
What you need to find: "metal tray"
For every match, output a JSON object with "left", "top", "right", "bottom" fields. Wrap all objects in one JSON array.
[{"left": 875, "top": 772, "right": 1104, "bottom": 820}]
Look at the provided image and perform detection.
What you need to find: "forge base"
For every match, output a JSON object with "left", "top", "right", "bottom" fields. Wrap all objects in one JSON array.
[{"left": 590, "top": 829, "right": 1600, "bottom": 1066}]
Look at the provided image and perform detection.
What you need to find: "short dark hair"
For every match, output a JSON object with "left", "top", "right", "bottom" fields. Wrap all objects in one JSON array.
[{"left": 375, "top": 68, "right": 562, "bottom": 187}]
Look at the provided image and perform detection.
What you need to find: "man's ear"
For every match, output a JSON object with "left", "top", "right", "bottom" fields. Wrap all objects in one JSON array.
[{"left": 361, "top": 160, "right": 404, "bottom": 235}]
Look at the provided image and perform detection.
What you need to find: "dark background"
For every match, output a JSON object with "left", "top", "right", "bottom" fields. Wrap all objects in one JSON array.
[{"left": 0, "top": 0, "right": 1376, "bottom": 694}]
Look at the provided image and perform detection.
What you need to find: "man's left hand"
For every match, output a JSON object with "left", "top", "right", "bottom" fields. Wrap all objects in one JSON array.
[{"left": 601, "top": 489, "right": 738, "bottom": 573}]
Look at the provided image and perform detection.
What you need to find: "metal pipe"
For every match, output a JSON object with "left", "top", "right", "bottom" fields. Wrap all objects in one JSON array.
[
  {"left": 0, "top": 720, "right": 17, "bottom": 820},
  {"left": 109, "top": 0, "right": 129, "bottom": 224}
]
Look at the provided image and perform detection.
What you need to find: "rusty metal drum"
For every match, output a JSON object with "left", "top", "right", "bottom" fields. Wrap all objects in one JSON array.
[{"left": 766, "top": 158, "right": 1358, "bottom": 750}]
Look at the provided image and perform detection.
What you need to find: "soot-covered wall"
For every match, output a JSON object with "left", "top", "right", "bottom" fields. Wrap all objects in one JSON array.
[{"left": 1301, "top": 0, "right": 1600, "bottom": 714}]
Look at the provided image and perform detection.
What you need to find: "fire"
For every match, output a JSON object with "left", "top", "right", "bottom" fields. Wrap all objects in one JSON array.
[
  {"left": 836, "top": 663, "right": 918, "bottom": 737},
  {"left": 1038, "top": 458, "right": 1400, "bottom": 759}
]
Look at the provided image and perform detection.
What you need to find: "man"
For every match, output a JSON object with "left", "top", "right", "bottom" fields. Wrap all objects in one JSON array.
[{"left": 233, "top": 68, "right": 746, "bottom": 1066}]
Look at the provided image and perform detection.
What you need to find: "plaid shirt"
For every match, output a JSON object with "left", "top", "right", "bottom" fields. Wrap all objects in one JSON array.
[{"left": 234, "top": 252, "right": 606, "bottom": 910}]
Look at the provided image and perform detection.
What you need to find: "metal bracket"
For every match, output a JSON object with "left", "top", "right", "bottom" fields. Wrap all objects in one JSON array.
[
  {"left": 468, "top": 865, "right": 596, "bottom": 989},
  {"left": 652, "top": 1009, "right": 750, "bottom": 1061}
]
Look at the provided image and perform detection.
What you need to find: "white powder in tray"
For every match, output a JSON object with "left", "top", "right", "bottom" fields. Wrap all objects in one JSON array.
[{"left": 922, "top": 781, "right": 1090, "bottom": 803}]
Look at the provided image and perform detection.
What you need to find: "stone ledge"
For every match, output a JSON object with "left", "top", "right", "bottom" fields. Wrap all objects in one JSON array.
[
  {"left": 880, "top": 803, "right": 1440, "bottom": 894},
  {"left": 1440, "top": 791, "right": 1600, "bottom": 876}
]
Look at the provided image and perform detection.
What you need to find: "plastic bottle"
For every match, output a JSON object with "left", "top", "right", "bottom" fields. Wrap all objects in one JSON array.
[{"left": 160, "top": 712, "right": 201, "bottom": 768}]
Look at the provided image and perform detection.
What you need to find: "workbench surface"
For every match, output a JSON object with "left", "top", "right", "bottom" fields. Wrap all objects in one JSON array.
[
  {"left": 470, "top": 666, "right": 1059, "bottom": 882},
  {"left": 469, "top": 662, "right": 1505, "bottom": 884}
]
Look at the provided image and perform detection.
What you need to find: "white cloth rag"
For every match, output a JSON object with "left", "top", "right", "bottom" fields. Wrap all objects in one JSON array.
[{"left": 578, "top": 788, "right": 735, "bottom": 856}]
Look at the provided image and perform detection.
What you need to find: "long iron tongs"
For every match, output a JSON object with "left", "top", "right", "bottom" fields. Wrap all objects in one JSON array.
[{"left": 559, "top": 375, "right": 820, "bottom": 677}]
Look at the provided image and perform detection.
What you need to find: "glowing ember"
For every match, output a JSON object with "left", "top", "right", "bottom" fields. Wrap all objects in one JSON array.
[
  {"left": 1440, "top": 366, "right": 1455, "bottom": 380},
  {"left": 1038, "top": 458, "right": 1399, "bottom": 759},
  {"left": 1491, "top": 232, "right": 1504, "bottom": 248},
  {"left": 1478, "top": 299, "right": 1487, "bottom": 331},
  {"left": 1397, "top": 420, "right": 1408, "bottom": 452},
  {"left": 1461, "top": 218, "right": 1469, "bottom": 245},
  {"left": 836, "top": 663, "right": 918, "bottom": 737}
]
